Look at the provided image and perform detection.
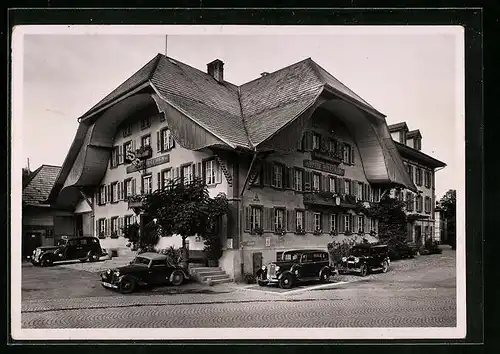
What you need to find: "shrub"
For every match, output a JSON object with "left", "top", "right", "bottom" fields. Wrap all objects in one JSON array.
[
  {"left": 244, "top": 273, "right": 256, "bottom": 284},
  {"left": 424, "top": 239, "right": 442, "bottom": 255}
]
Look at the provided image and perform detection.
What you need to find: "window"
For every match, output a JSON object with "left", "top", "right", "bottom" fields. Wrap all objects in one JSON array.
[
  {"left": 274, "top": 208, "right": 284, "bottom": 231},
  {"left": 425, "top": 196, "right": 432, "bottom": 213},
  {"left": 416, "top": 168, "right": 423, "bottom": 186},
  {"left": 124, "top": 215, "right": 133, "bottom": 229},
  {"left": 313, "top": 173, "right": 321, "bottom": 192},
  {"left": 250, "top": 207, "right": 262, "bottom": 230},
  {"left": 161, "top": 128, "right": 174, "bottom": 151},
  {"left": 123, "top": 124, "right": 132, "bottom": 137},
  {"left": 357, "top": 182, "right": 363, "bottom": 200},
  {"left": 312, "top": 133, "right": 321, "bottom": 150},
  {"left": 344, "top": 214, "right": 351, "bottom": 232},
  {"left": 205, "top": 160, "right": 217, "bottom": 185},
  {"left": 414, "top": 138, "right": 422, "bottom": 150},
  {"left": 406, "top": 192, "right": 414, "bottom": 211},
  {"left": 124, "top": 179, "right": 132, "bottom": 198},
  {"left": 123, "top": 141, "right": 133, "bottom": 163},
  {"left": 294, "top": 169, "right": 303, "bottom": 191},
  {"left": 141, "top": 134, "right": 151, "bottom": 148},
  {"left": 313, "top": 212, "right": 322, "bottom": 231},
  {"left": 142, "top": 175, "right": 152, "bottom": 195},
  {"left": 111, "top": 147, "right": 118, "bottom": 168},
  {"left": 296, "top": 210, "right": 305, "bottom": 231},
  {"left": 328, "top": 139, "right": 337, "bottom": 153},
  {"left": 357, "top": 215, "right": 365, "bottom": 233},
  {"left": 416, "top": 195, "right": 423, "bottom": 212},
  {"left": 330, "top": 214, "right": 337, "bottom": 232},
  {"left": 343, "top": 143, "right": 351, "bottom": 164},
  {"left": 329, "top": 177, "right": 336, "bottom": 193},
  {"left": 272, "top": 164, "right": 283, "bottom": 188},
  {"left": 370, "top": 218, "right": 376, "bottom": 232},
  {"left": 344, "top": 180, "right": 351, "bottom": 195},
  {"left": 99, "top": 185, "right": 106, "bottom": 205},
  {"left": 161, "top": 169, "right": 172, "bottom": 188},
  {"left": 140, "top": 117, "right": 151, "bottom": 130},
  {"left": 407, "top": 164, "right": 414, "bottom": 182},
  {"left": 373, "top": 187, "right": 380, "bottom": 202},
  {"left": 395, "top": 189, "right": 403, "bottom": 201},
  {"left": 111, "top": 217, "right": 118, "bottom": 234},
  {"left": 98, "top": 219, "right": 106, "bottom": 235},
  {"left": 424, "top": 171, "right": 432, "bottom": 188},
  {"left": 111, "top": 182, "right": 118, "bottom": 202},
  {"left": 182, "top": 165, "right": 193, "bottom": 185}
]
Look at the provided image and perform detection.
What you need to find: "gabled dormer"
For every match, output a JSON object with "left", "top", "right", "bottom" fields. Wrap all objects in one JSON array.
[
  {"left": 407, "top": 129, "right": 422, "bottom": 151},
  {"left": 388, "top": 122, "right": 409, "bottom": 144}
]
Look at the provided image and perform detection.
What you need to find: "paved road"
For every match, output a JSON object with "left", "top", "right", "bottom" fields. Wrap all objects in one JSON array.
[{"left": 21, "top": 247, "right": 456, "bottom": 328}]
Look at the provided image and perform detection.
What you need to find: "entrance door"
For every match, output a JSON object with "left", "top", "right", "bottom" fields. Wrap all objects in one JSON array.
[
  {"left": 252, "top": 252, "right": 263, "bottom": 275},
  {"left": 23, "top": 232, "right": 41, "bottom": 259},
  {"left": 415, "top": 225, "right": 422, "bottom": 246}
]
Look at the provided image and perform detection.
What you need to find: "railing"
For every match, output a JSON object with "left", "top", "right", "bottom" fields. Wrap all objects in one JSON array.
[
  {"left": 303, "top": 192, "right": 359, "bottom": 208},
  {"left": 311, "top": 150, "right": 343, "bottom": 164}
]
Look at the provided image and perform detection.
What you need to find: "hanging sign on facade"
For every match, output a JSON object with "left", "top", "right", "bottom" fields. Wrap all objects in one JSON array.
[
  {"left": 303, "top": 159, "right": 345, "bottom": 176},
  {"left": 126, "top": 154, "right": 170, "bottom": 173},
  {"left": 265, "top": 236, "right": 271, "bottom": 247}
]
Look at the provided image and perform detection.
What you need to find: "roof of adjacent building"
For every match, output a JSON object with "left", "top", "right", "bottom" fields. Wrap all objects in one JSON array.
[
  {"left": 393, "top": 141, "right": 446, "bottom": 168},
  {"left": 388, "top": 122, "right": 409, "bottom": 132},
  {"left": 79, "top": 54, "right": 383, "bottom": 149},
  {"left": 22, "top": 165, "right": 62, "bottom": 206}
]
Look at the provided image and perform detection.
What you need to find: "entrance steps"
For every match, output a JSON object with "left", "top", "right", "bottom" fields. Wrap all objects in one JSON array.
[{"left": 189, "top": 266, "right": 232, "bottom": 285}]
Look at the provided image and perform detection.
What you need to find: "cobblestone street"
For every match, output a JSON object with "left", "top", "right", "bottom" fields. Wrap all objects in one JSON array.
[{"left": 21, "top": 247, "right": 456, "bottom": 328}]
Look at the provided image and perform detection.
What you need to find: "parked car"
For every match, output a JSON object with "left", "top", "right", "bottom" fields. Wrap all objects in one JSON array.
[
  {"left": 338, "top": 244, "right": 390, "bottom": 277},
  {"left": 31, "top": 236, "right": 103, "bottom": 267},
  {"left": 100, "top": 252, "right": 190, "bottom": 294},
  {"left": 256, "top": 249, "right": 334, "bottom": 289}
]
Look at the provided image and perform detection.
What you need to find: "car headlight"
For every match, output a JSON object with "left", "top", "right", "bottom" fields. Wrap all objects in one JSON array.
[
  {"left": 114, "top": 270, "right": 120, "bottom": 277},
  {"left": 354, "top": 257, "right": 359, "bottom": 263},
  {"left": 342, "top": 257, "right": 347, "bottom": 262},
  {"left": 107, "top": 269, "right": 111, "bottom": 274},
  {"left": 275, "top": 265, "right": 280, "bottom": 272},
  {"left": 261, "top": 266, "right": 266, "bottom": 270}
]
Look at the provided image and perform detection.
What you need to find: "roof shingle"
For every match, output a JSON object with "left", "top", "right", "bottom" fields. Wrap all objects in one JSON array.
[{"left": 23, "top": 165, "right": 61, "bottom": 205}]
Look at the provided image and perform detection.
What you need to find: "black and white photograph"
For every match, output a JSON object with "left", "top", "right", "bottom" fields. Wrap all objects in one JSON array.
[{"left": 11, "top": 24, "right": 466, "bottom": 340}]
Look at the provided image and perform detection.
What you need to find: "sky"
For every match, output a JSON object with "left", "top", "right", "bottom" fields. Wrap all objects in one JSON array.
[{"left": 18, "top": 26, "right": 463, "bottom": 200}]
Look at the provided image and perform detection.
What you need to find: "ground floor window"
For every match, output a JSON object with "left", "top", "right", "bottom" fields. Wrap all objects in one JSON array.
[
  {"left": 98, "top": 219, "right": 106, "bottom": 236},
  {"left": 296, "top": 210, "right": 304, "bottom": 231},
  {"left": 142, "top": 174, "right": 152, "bottom": 194},
  {"left": 314, "top": 212, "right": 322, "bottom": 231},
  {"left": 357, "top": 215, "right": 365, "bottom": 233},
  {"left": 344, "top": 214, "right": 351, "bottom": 232},
  {"left": 370, "top": 218, "right": 376, "bottom": 232},
  {"left": 330, "top": 214, "right": 337, "bottom": 232},
  {"left": 111, "top": 217, "right": 118, "bottom": 236},
  {"left": 274, "top": 208, "right": 284, "bottom": 231},
  {"left": 251, "top": 206, "right": 262, "bottom": 230}
]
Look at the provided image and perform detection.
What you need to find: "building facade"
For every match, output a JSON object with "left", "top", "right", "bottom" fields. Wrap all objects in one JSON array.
[
  {"left": 388, "top": 123, "right": 446, "bottom": 246},
  {"left": 47, "top": 54, "right": 417, "bottom": 278}
]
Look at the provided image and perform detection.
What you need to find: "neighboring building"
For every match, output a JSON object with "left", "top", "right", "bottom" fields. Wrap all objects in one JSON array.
[
  {"left": 22, "top": 165, "right": 76, "bottom": 259},
  {"left": 388, "top": 122, "right": 446, "bottom": 246},
  {"left": 47, "top": 54, "right": 416, "bottom": 278},
  {"left": 434, "top": 202, "right": 448, "bottom": 244}
]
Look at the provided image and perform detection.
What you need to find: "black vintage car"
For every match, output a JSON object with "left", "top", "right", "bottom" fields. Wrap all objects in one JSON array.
[
  {"left": 31, "top": 236, "right": 103, "bottom": 267},
  {"left": 256, "top": 249, "right": 333, "bottom": 289},
  {"left": 338, "top": 244, "right": 390, "bottom": 277},
  {"left": 100, "top": 252, "right": 190, "bottom": 294}
]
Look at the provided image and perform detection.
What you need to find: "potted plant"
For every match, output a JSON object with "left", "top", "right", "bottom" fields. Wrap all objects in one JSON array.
[
  {"left": 135, "top": 145, "right": 152, "bottom": 159},
  {"left": 313, "top": 228, "right": 323, "bottom": 235},
  {"left": 110, "top": 231, "right": 119, "bottom": 239},
  {"left": 295, "top": 227, "right": 306, "bottom": 235},
  {"left": 250, "top": 227, "right": 264, "bottom": 236},
  {"left": 98, "top": 231, "right": 106, "bottom": 239},
  {"left": 329, "top": 229, "right": 338, "bottom": 236},
  {"left": 275, "top": 228, "right": 286, "bottom": 236}
]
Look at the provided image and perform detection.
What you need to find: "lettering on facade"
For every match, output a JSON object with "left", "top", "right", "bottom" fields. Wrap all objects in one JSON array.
[
  {"left": 303, "top": 159, "right": 345, "bottom": 176},
  {"left": 126, "top": 154, "right": 170, "bottom": 173}
]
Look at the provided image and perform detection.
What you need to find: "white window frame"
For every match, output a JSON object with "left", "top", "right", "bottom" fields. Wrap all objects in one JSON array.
[
  {"left": 312, "top": 134, "right": 321, "bottom": 150},
  {"left": 314, "top": 212, "right": 322, "bottom": 231},
  {"left": 250, "top": 207, "right": 262, "bottom": 230},
  {"left": 313, "top": 174, "right": 320, "bottom": 191},
  {"left": 357, "top": 182, "right": 363, "bottom": 200},
  {"left": 344, "top": 214, "right": 351, "bottom": 232},
  {"left": 124, "top": 179, "right": 132, "bottom": 198},
  {"left": 142, "top": 175, "right": 152, "bottom": 195},
  {"left": 344, "top": 180, "right": 350, "bottom": 195},
  {"left": 141, "top": 135, "right": 151, "bottom": 148},
  {"left": 111, "top": 182, "right": 118, "bottom": 202},
  {"left": 124, "top": 215, "right": 133, "bottom": 228},
  {"left": 294, "top": 169, "right": 303, "bottom": 191},
  {"left": 183, "top": 165, "right": 193, "bottom": 185},
  {"left": 274, "top": 208, "right": 284, "bottom": 231},
  {"left": 296, "top": 210, "right": 304, "bottom": 231},
  {"left": 329, "top": 177, "right": 336, "bottom": 193},
  {"left": 99, "top": 219, "right": 106, "bottom": 234},
  {"left": 99, "top": 186, "right": 106, "bottom": 205},
  {"left": 162, "top": 169, "right": 172, "bottom": 188},
  {"left": 272, "top": 164, "right": 283, "bottom": 189},
  {"left": 343, "top": 143, "right": 351, "bottom": 163},
  {"left": 111, "top": 217, "right": 118, "bottom": 233},
  {"left": 205, "top": 160, "right": 216, "bottom": 185},
  {"left": 111, "top": 147, "right": 118, "bottom": 167},
  {"left": 370, "top": 218, "right": 376, "bottom": 231},
  {"left": 330, "top": 214, "right": 337, "bottom": 232},
  {"left": 357, "top": 215, "right": 364, "bottom": 233},
  {"left": 162, "top": 128, "right": 174, "bottom": 151}
]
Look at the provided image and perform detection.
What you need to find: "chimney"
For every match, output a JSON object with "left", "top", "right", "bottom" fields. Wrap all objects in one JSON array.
[
  {"left": 260, "top": 72, "right": 269, "bottom": 77},
  {"left": 207, "top": 59, "right": 224, "bottom": 83}
]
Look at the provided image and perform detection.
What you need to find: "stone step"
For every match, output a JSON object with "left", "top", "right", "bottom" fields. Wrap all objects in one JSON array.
[
  {"left": 190, "top": 266, "right": 221, "bottom": 272},
  {"left": 196, "top": 270, "right": 226, "bottom": 277},
  {"left": 207, "top": 277, "right": 233, "bottom": 285},
  {"left": 200, "top": 274, "right": 231, "bottom": 281}
]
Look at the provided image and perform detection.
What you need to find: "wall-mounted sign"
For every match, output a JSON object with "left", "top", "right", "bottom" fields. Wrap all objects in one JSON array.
[
  {"left": 265, "top": 236, "right": 271, "bottom": 247},
  {"left": 303, "top": 159, "right": 345, "bottom": 176},
  {"left": 127, "top": 154, "right": 170, "bottom": 173},
  {"left": 226, "top": 238, "right": 233, "bottom": 249}
]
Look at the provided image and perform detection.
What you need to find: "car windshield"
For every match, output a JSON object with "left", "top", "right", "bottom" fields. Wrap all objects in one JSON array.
[
  {"left": 131, "top": 256, "right": 150, "bottom": 265},
  {"left": 281, "top": 252, "right": 302, "bottom": 261},
  {"left": 57, "top": 239, "right": 67, "bottom": 246},
  {"left": 351, "top": 247, "right": 369, "bottom": 257}
]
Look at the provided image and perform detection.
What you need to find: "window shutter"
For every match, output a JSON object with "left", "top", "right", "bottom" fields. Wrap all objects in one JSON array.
[
  {"left": 282, "top": 209, "right": 287, "bottom": 231},
  {"left": 350, "top": 214, "right": 354, "bottom": 232},
  {"left": 197, "top": 162, "right": 202, "bottom": 179},
  {"left": 215, "top": 161, "right": 222, "bottom": 184},
  {"left": 131, "top": 140, "right": 136, "bottom": 151},
  {"left": 262, "top": 207, "right": 272, "bottom": 232},
  {"left": 288, "top": 167, "right": 295, "bottom": 190},
  {"left": 283, "top": 167, "right": 289, "bottom": 189},
  {"left": 118, "top": 145, "right": 124, "bottom": 165},
  {"left": 305, "top": 211, "right": 313, "bottom": 232},
  {"left": 262, "top": 161, "right": 272, "bottom": 186},
  {"left": 321, "top": 175, "right": 328, "bottom": 192},
  {"left": 339, "top": 179, "right": 345, "bottom": 195},
  {"left": 304, "top": 171, "right": 312, "bottom": 192},
  {"left": 156, "top": 131, "right": 161, "bottom": 152},
  {"left": 353, "top": 215, "right": 358, "bottom": 233},
  {"left": 244, "top": 207, "right": 251, "bottom": 231},
  {"left": 104, "top": 185, "right": 108, "bottom": 203},
  {"left": 118, "top": 217, "right": 122, "bottom": 236},
  {"left": 339, "top": 214, "right": 345, "bottom": 233},
  {"left": 132, "top": 179, "right": 136, "bottom": 196},
  {"left": 304, "top": 131, "right": 314, "bottom": 151},
  {"left": 105, "top": 218, "right": 109, "bottom": 236},
  {"left": 352, "top": 181, "right": 358, "bottom": 199},
  {"left": 116, "top": 182, "right": 121, "bottom": 201},
  {"left": 335, "top": 177, "right": 341, "bottom": 195},
  {"left": 351, "top": 145, "right": 355, "bottom": 164},
  {"left": 364, "top": 215, "right": 369, "bottom": 233},
  {"left": 287, "top": 209, "right": 295, "bottom": 232},
  {"left": 323, "top": 213, "right": 330, "bottom": 232},
  {"left": 95, "top": 220, "right": 99, "bottom": 237},
  {"left": 176, "top": 167, "right": 180, "bottom": 183},
  {"left": 157, "top": 172, "right": 161, "bottom": 191}
]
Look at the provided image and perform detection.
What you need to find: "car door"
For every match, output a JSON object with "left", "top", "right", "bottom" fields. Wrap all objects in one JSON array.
[
  {"left": 65, "top": 239, "right": 80, "bottom": 260},
  {"left": 147, "top": 260, "right": 170, "bottom": 285},
  {"left": 299, "top": 253, "right": 316, "bottom": 278}
]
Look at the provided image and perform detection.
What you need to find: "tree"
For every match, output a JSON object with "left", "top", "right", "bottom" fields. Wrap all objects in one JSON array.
[
  {"left": 140, "top": 177, "right": 229, "bottom": 261},
  {"left": 439, "top": 189, "right": 456, "bottom": 249}
]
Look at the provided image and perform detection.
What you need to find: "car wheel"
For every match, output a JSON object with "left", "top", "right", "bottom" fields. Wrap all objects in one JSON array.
[
  {"left": 360, "top": 263, "right": 369, "bottom": 277},
  {"left": 170, "top": 270, "right": 184, "bottom": 286},
  {"left": 382, "top": 260, "right": 389, "bottom": 273},
  {"left": 87, "top": 251, "right": 99, "bottom": 262},
  {"left": 279, "top": 274, "right": 294, "bottom": 289},
  {"left": 40, "top": 257, "right": 52, "bottom": 267},
  {"left": 320, "top": 269, "right": 331, "bottom": 283},
  {"left": 119, "top": 277, "right": 136, "bottom": 294},
  {"left": 257, "top": 280, "right": 267, "bottom": 287}
]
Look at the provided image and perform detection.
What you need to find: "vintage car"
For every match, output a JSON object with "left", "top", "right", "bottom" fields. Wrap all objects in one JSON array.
[
  {"left": 100, "top": 252, "right": 189, "bottom": 294},
  {"left": 31, "top": 236, "right": 103, "bottom": 267},
  {"left": 256, "top": 249, "right": 333, "bottom": 289},
  {"left": 338, "top": 244, "right": 390, "bottom": 277}
]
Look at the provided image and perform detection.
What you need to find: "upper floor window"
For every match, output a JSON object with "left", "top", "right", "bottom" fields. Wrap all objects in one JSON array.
[
  {"left": 205, "top": 160, "right": 216, "bottom": 185},
  {"left": 182, "top": 165, "right": 193, "bottom": 185},
  {"left": 111, "top": 147, "right": 118, "bottom": 168},
  {"left": 124, "top": 178, "right": 133, "bottom": 198},
  {"left": 111, "top": 182, "right": 118, "bottom": 203},
  {"left": 344, "top": 179, "right": 351, "bottom": 195},
  {"left": 123, "top": 124, "right": 132, "bottom": 137},
  {"left": 141, "top": 134, "right": 151, "bottom": 148},
  {"left": 406, "top": 192, "right": 414, "bottom": 211},
  {"left": 330, "top": 214, "right": 337, "bottom": 232},
  {"left": 313, "top": 212, "right": 322, "bottom": 231},
  {"left": 416, "top": 195, "right": 423, "bottom": 212},
  {"left": 406, "top": 164, "right": 414, "bottom": 182},
  {"left": 416, "top": 168, "right": 423, "bottom": 186},
  {"left": 370, "top": 218, "right": 376, "bottom": 232},
  {"left": 329, "top": 177, "right": 336, "bottom": 193},
  {"left": 272, "top": 164, "right": 283, "bottom": 189},
  {"left": 123, "top": 141, "right": 133, "bottom": 163},
  {"left": 373, "top": 187, "right": 380, "bottom": 202},
  {"left": 357, "top": 182, "right": 364, "bottom": 200},
  {"left": 294, "top": 169, "right": 303, "bottom": 191},
  {"left": 274, "top": 208, "right": 284, "bottom": 231},
  {"left": 414, "top": 138, "right": 422, "bottom": 150},
  {"left": 124, "top": 215, "right": 134, "bottom": 229},
  {"left": 296, "top": 210, "right": 305, "bottom": 231},
  {"left": 161, "top": 128, "right": 175, "bottom": 151},
  {"left": 328, "top": 139, "right": 338, "bottom": 154},
  {"left": 111, "top": 217, "right": 118, "bottom": 234},
  {"left": 140, "top": 117, "right": 151, "bottom": 130},
  {"left": 312, "top": 173, "right": 321, "bottom": 192},
  {"left": 251, "top": 206, "right": 262, "bottom": 230},
  {"left": 312, "top": 133, "right": 321, "bottom": 150},
  {"left": 161, "top": 169, "right": 172, "bottom": 188},
  {"left": 142, "top": 174, "right": 152, "bottom": 195},
  {"left": 424, "top": 196, "right": 432, "bottom": 213},
  {"left": 344, "top": 214, "right": 351, "bottom": 232},
  {"left": 99, "top": 185, "right": 106, "bottom": 205},
  {"left": 424, "top": 171, "right": 432, "bottom": 188},
  {"left": 343, "top": 143, "right": 352, "bottom": 164}
]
